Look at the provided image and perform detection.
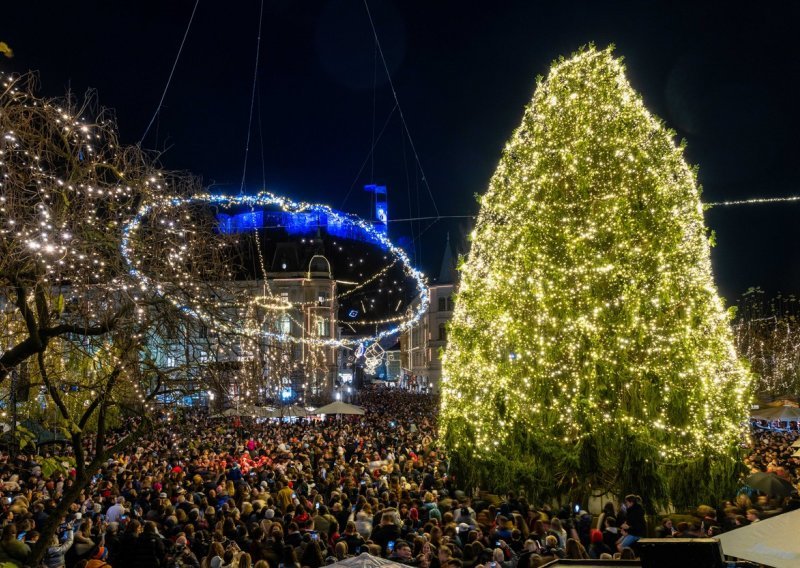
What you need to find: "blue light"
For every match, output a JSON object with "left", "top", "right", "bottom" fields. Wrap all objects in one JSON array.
[
  {"left": 348, "top": 309, "right": 359, "bottom": 318},
  {"left": 364, "top": 185, "right": 388, "bottom": 233},
  {"left": 215, "top": 207, "right": 386, "bottom": 248}
]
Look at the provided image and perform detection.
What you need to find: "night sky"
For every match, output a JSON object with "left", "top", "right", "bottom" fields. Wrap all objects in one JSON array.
[{"left": 3, "top": 1, "right": 800, "bottom": 303}]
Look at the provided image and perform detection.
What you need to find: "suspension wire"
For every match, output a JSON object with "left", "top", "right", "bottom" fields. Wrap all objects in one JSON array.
[
  {"left": 389, "top": 214, "right": 476, "bottom": 223},
  {"left": 239, "top": 0, "right": 266, "bottom": 195},
  {"left": 411, "top": 219, "right": 440, "bottom": 245},
  {"left": 362, "top": 0, "right": 440, "bottom": 217},
  {"left": 257, "top": 82, "right": 267, "bottom": 190},
  {"left": 371, "top": 36, "right": 378, "bottom": 184},
  {"left": 140, "top": 0, "right": 200, "bottom": 145},
  {"left": 380, "top": 195, "right": 800, "bottom": 224},
  {"left": 340, "top": 104, "right": 398, "bottom": 208},
  {"left": 400, "top": 119, "right": 418, "bottom": 266},
  {"left": 415, "top": 147, "right": 423, "bottom": 262}
]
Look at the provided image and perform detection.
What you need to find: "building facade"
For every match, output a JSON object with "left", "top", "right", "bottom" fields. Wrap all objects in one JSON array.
[{"left": 400, "top": 235, "right": 457, "bottom": 393}]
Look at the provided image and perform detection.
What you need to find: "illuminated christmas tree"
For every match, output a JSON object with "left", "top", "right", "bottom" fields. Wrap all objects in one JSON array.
[{"left": 441, "top": 46, "right": 751, "bottom": 509}]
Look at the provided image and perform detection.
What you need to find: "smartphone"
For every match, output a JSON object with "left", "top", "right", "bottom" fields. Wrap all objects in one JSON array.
[
  {"left": 291, "top": 493, "right": 296, "bottom": 499},
  {"left": 360, "top": 481, "right": 366, "bottom": 486},
  {"left": 4, "top": 497, "right": 11, "bottom": 504},
  {"left": 387, "top": 541, "right": 395, "bottom": 553},
  {"left": 495, "top": 541, "right": 501, "bottom": 547},
  {"left": 489, "top": 563, "right": 497, "bottom": 568},
  {"left": 315, "top": 502, "right": 320, "bottom": 510},
  {"left": 573, "top": 504, "right": 580, "bottom": 513},
  {"left": 310, "top": 531, "right": 319, "bottom": 541}
]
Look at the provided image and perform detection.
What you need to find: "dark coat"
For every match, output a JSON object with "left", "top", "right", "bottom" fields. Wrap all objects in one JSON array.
[{"left": 625, "top": 503, "right": 646, "bottom": 537}]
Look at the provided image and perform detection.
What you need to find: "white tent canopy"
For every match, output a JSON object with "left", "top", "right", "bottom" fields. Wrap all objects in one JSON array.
[
  {"left": 313, "top": 401, "right": 366, "bottom": 415},
  {"left": 220, "top": 406, "right": 276, "bottom": 418},
  {"left": 284, "top": 405, "right": 310, "bottom": 417},
  {"left": 221, "top": 407, "right": 254, "bottom": 417},
  {"left": 326, "top": 553, "right": 406, "bottom": 568},
  {"left": 717, "top": 509, "right": 800, "bottom": 568},
  {"left": 750, "top": 405, "right": 800, "bottom": 422}
]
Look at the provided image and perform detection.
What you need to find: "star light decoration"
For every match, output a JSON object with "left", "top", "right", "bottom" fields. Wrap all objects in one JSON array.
[
  {"left": 120, "top": 191, "right": 430, "bottom": 349},
  {"left": 440, "top": 46, "right": 751, "bottom": 505}
]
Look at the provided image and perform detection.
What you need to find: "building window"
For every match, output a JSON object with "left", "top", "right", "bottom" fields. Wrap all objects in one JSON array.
[
  {"left": 279, "top": 291, "right": 290, "bottom": 303},
  {"left": 439, "top": 296, "right": 454, "bottom": 311},
  {"left": 438, "top": 323, "right": 447, "bottom": 341},
  {"left": 278, "top": 314, "right": 291, "bottom": 335},
  {"left": 316, "top": 317, "right": 328, "bottom": 337},
  {"left": 199, "top": 325, "right": 208, "bottom": 339},
  {"left": 318, "top": 290, "right": 329, "bottom": 304}
]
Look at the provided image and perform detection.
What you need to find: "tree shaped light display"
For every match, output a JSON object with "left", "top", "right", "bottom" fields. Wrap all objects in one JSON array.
[{"left": 441, "top": 46, "right": 751, "bottom": 509}]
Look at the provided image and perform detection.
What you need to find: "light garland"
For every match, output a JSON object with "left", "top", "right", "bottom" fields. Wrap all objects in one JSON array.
[
  {"left": 706, "top": 196, "right": 800, "bottom": 207},
  {"left": 251, "top": 295, "right": 293, "bottom": 311},
  {"left": 120, "top": 191, "right": 430, "bottom": 348}
]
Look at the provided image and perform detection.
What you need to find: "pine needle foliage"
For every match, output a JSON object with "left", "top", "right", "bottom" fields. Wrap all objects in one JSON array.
[{"left": 441, "top": 46, "right": 751, "bottom": 510}]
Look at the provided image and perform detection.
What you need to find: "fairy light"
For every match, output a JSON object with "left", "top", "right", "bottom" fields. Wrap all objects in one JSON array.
[
  {"left": 120, "top": 191, "right": 430, "bottom": 348},
  {"left": 706, "top": 196, "right": 800, "bottom": 207},
  {"left": 0, "top": 71, "right": 242, "bottom": 424},
  {"left": 440, "top": 46, "right": 751, "bottom": 506}
]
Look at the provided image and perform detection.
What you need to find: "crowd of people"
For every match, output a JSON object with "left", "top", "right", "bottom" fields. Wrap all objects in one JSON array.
[
  {"left": 0, "top": 385, "right": 795, "bottom": 568},
  {"left": 744, "top": 427, "right": 800, "bottom": 488}
]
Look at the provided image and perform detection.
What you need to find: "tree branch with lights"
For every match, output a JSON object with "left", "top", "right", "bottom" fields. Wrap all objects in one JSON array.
[{"left": 0, "top": 71, "right": 240, "bottom": 565}]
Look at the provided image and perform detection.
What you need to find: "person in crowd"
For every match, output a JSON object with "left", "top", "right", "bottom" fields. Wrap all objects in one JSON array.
[
  {"left": 370, "top": 512, "right": 402, "bottom": 556},
  {"left": 389, "top": 540, "right": 415, "bottom": 564},
  {"left": 546, "top": 518, "right": 566, "bottom": 548},
  {"left": 0, "top": 524, "right": 30, "bottom": 566},
  {"left": 539, "top": 535, "right": 565, "bottom": 559},
  {"left": 586, "top": 529, "right": 611, "bottom": 559},
  {"left": 564, "top": 538, "right": 589, "bottom": 560},
  {"left": 43, "top": 524, "right": 75, "bottom": 568},
  {"left": 622, "top": 495, "right": 646, "bottom": 537},
  {"left": 655, "top": 517, "right": 675, "bottom": 538}
]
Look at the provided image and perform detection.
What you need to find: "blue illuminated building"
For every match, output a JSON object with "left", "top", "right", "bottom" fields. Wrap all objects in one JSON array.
[{"left": 216, "top": 185, "right": 389, "bottom": 247}]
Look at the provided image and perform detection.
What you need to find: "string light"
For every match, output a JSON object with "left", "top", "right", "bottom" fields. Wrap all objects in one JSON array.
[
  {"left": 440, "top": 46, "right": 751, "bottom": 506},
  {"left": 706, "top": 196, "right": 800, "bottom": 207},
  {"left": 120, "top": 191, "right": 430, "bottom": 348}
]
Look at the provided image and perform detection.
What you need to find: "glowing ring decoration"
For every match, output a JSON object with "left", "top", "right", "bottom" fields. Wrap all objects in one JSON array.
[
  {"left": 252, "top": 295, "right": 293, "bottom": 311},
  {"left": 120, "top": 191, "right": 430, "bottom": 348}
]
